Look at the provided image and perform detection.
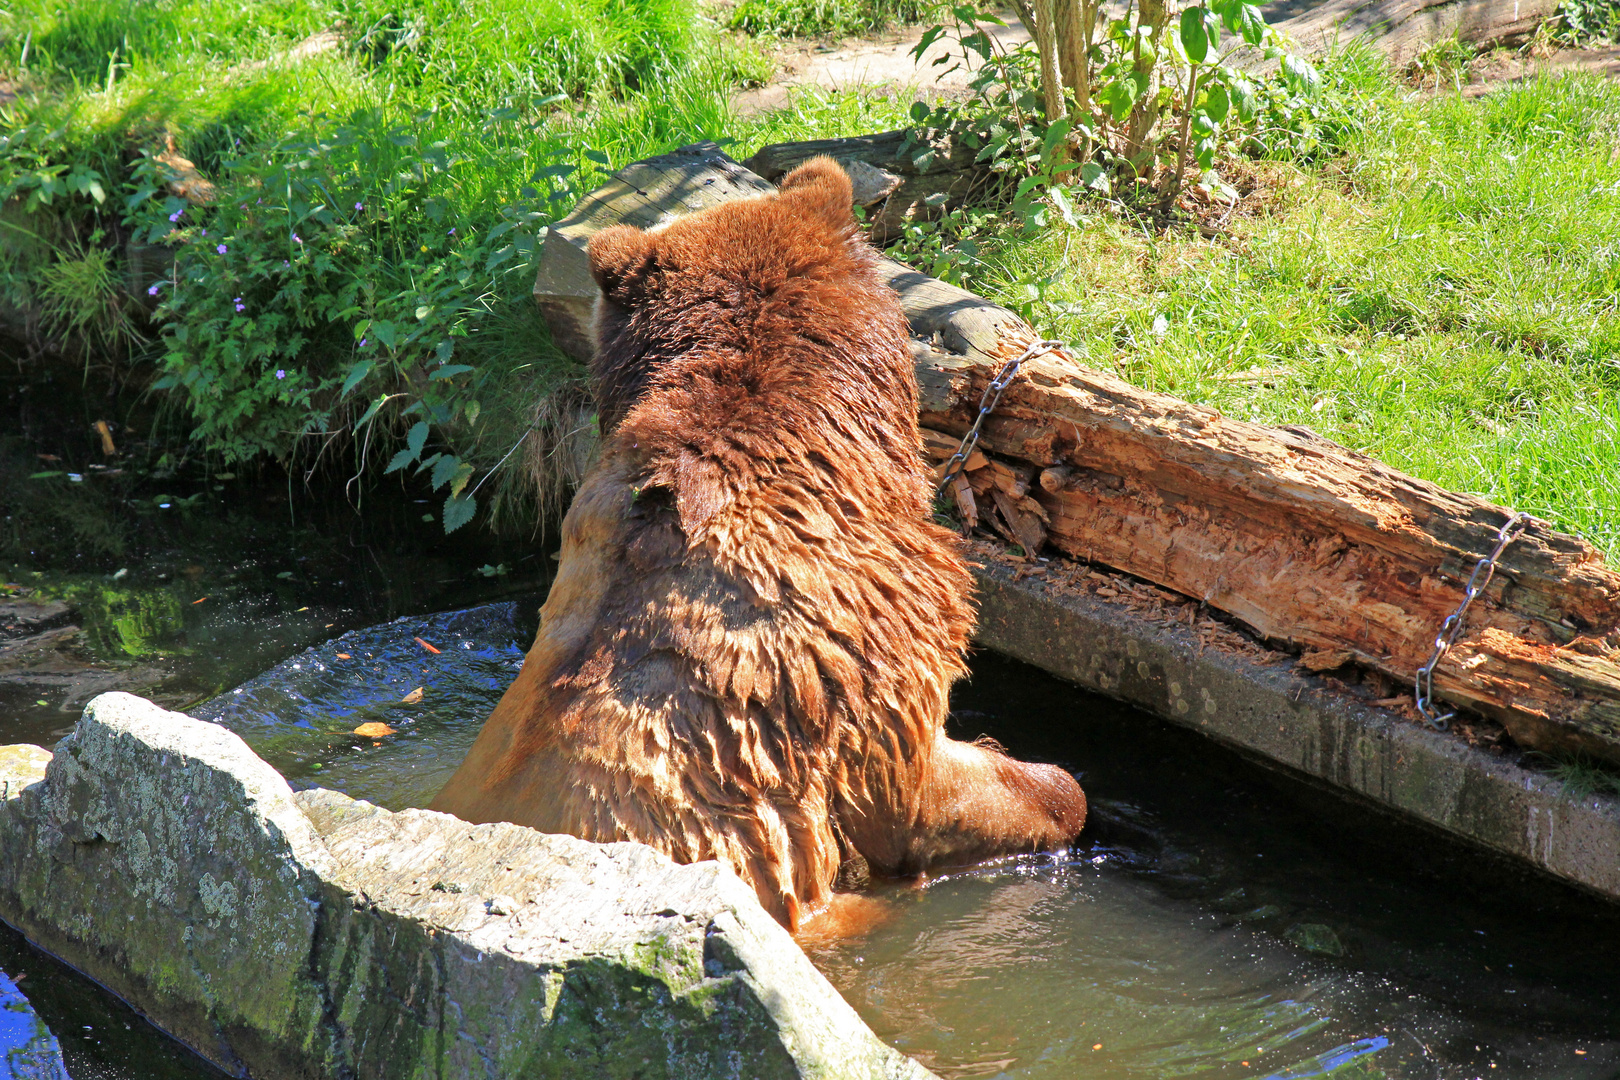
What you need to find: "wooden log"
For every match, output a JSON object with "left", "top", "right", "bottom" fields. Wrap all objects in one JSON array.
[
  {"left": 530, "top": 143, "right": 1620, "bottom": 765},
  {"left": 741, "top": 129, "right": 993, "bottom": 245},
  {"left": 1274, "top": 0, "right": 1560, "bottom": 61}
]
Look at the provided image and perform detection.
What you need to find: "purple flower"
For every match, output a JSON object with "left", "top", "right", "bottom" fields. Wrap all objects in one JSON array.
[
  {"left": 354, "top": 202, "right": 364, "bottom": 210},
  {"left": 216, "top": 244, "right": 227, "bottom": 255},
  {"left": 168, "top": 210, "right": 183, "bottom": 222},
  {"left": 275, "top": 369, "right": 286, "bottom": 380},
  {"left": 359, "top": 338, "right": 368, "bottom": 347},
  {"left": 291, "top": 233, "right": 302, "bottom": 243},
  {"left": 282, "top": 260, "right": 289, "bottom": 267},
  {"left": 200, "top": 229, "right": 207, "bottom": 237},
  {"left": 233, "top": 297, "right": 245, "bottom": 313},
  {"left": 448, "top": 227, "right": 456, "bottom": 235},
  {"left": 148, "top": 284, "right": 160, "bottom": 296}
]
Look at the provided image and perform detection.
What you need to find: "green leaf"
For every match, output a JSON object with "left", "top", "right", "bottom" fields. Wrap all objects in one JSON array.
[
  {"left": 1050, "top": 187, "right": 1078, "bottom": 228},
  {"left": 430, "top": 453, "right": 462, "bottom": 491},
  {"left": 1080, "top": 160, "right": 1112, "bottom": 194},
  {"left": 1283, "top": 54, "right": 1321, "bottom": 94},
  {"left": 442, "top": 494, "right": 477, "bottom": 534},
  {"left": 372, "top": 320, "right": 399, "bottom": 350},
  {"left": 910, "top": 100, "right": 931, "bottom": 122},
  {"left": 355, "top": 394, "right": 389, "bottom": 429},
  {"left": 1040, "top": 117, "right": 1072, "bottom": 163},
  {"left": 341, "top": 361, "right": 373, "bottom": 397},
  {"left": 1203, "top": 83, "right": 1231, "bottom": 123},
  {"left": 428, "top": 364, "right": 474, "bottom": 380},
  {"left": 383, "top": 448, "right": 415, "bottom": 474},
  {"left": 463, "top": 399, "right": 481, "bottom": 426},
  {"left": 1180, "top": 6, "right": 1211, "bottom": 63},
  {"left": 584, "top": 149, "right": 611, "bottom": 166},
  {"left": 1237, "top": 2, "right": 1266, "bottom": 44},
  {"left": 449, "top": 463, "right": 475, "bottom": 498},
  {"left": 1097, "top": 78, "right": 1139, "bottom": 122},
  {"left": 1230, "top": 77, "right": 1258, "bottom": 121},
  {"left": 407, "top": 421, "right": 430, "bottom": 458}
]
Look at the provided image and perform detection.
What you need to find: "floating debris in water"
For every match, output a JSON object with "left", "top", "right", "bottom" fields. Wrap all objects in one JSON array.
[
  {"left": 353, "top": 722, "right": 397, "bottom": 738},
  {"left": 414, "top": 637, "right": 442, "bottom": 655},
  {"left": 1284, "top": 922, "right": 1346, "bottom": 957},
  {"left": 401, "top": 687, "right": 424, "bottom": 704}
]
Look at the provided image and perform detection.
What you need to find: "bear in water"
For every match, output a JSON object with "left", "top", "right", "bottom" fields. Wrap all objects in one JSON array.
[{"left": 430, "top": 157, "right": 1086, "bottom": 933}]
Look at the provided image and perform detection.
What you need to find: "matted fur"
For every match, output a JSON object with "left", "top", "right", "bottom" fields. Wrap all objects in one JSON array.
[{"left": 432, "top": 159, "right": 1086, "bottom": 931}]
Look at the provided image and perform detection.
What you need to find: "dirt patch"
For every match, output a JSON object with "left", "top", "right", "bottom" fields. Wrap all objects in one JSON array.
[{"left": 735, "top": 18, "right": 1031, "bottom": 114}]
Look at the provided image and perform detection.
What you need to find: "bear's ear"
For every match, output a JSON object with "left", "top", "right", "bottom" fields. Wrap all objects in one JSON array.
[
  {"left": 777, "top": 156, "right": 854, "bottom": 231},
  {"left": 589, "top": 224, "right": 655, "bottom": 301}
]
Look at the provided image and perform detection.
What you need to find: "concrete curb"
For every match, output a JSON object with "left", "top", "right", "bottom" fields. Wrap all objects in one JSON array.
[
  {"left": 970, "top": 554, "right": 1620, "bottom": 902},
  {"left": 0, "top": 694, "right": 936, "bottom": 1080}
]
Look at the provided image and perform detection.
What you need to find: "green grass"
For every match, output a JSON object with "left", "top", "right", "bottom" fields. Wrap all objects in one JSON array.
[
  {"left": 952, "top": 66, "right": 1620, "bottom": 558},
  {"left": 725, "top": 0, "right": 935, "bottom": 38},
  {"left": 0, "top": 0, "right": 914, "bottom": 535}
]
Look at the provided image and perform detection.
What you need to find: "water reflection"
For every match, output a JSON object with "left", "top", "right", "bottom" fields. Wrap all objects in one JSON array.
[
  {"left": 199, "top": 612, "right": 1620, "bottom": 1080},
  {"left": 0, "top": 971, "right": 68, "bottom": 1080}
]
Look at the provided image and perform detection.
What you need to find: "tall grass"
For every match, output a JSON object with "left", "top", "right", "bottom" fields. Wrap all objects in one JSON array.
[{"left": 962, "top": 68, "right": 1620, "bottom": 556}]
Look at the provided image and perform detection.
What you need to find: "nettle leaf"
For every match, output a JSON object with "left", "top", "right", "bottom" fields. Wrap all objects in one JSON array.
[
  {"left": 1098, "top": 78, "right": 1138, "bottom": 122},
  {"left": 442, "top": 494, "right": 476, "bottom": 534},
  {"left": 1080, "top": 160, "right": 1113, "bottom": 194},
  {"left": 1283, "top": 54, "right": 1321, "bottom": 94},
  {"left": 1041, "top": 117, "right": 1073, "bottom": 163},
  {"left": 341, "top": 361, "right": 373, "bottom": 398},
  {"left": 430, "top": 453, "right": 462, "bottom": 491},
  {"left": 429, "top": 364, "right": 474, "bottom": 380},
  {"left": 910, "top": 100, "right": 931, "bottom": 123},
  {"left": 1050, "top": 187, "right": 1079, "bottom": 228},
  {"left": 383, "top": 448, "right": 415, "bottom": 474},
  {"left": 1230, "top": 77, "right": 1258, "bottom": 121},
  {"left": 448, "top": 463, "right": 475, "bottom": 498},
  {"left": 407, "top": 421, "right": 430, "bottom": 458},
  {"left": 372, "top": 320, "right": 399, "bottom": 350}
]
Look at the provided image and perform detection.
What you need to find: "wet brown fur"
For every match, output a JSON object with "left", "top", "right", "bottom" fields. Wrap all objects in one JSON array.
[{"left": 430, "top": 159, "right": 1087, "bottom": 932}]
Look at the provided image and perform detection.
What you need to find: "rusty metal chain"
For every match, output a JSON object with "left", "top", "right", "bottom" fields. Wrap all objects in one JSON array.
[
  {"left": 935, "top": 339, "right": 1068, "bottom": 499},
  {"left": 1414, "top": 511, "right": 1532, "bottom": 731}
]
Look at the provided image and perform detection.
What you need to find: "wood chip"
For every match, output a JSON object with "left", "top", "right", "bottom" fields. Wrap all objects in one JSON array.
[
  {"left": 335, "top": 653, "right": 352, "bottom": 660},
  {"left": 353, "top": 722, "right": 397, "bottom": 737},
  {"left": 414, "top": 637, "right": 442, "bottom": 655},
  {"left": 1298, "top": 648, "right": 1356, "bottom": 673}
]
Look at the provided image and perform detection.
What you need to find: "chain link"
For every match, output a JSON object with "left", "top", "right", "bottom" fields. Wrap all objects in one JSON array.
[
  {"left": 935, "top": 339, "right": 1068, "bottom": 499},
  {"left": 1413, "top": 511, "right": 1532, "bottom": 731}
]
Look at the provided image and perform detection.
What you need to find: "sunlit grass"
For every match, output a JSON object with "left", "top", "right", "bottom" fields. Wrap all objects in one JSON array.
[{"left": 963, "top": 71, "right": 1620, "bottom": 557}]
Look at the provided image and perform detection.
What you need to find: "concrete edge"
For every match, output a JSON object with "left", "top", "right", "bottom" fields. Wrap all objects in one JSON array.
[{"left": 968, "top": 552, "right": 1620, "bottom": 902}]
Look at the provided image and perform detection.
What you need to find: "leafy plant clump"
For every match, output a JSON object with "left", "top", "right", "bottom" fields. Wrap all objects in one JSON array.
[
  {"left": 1554, "top": 0, "right": 1620, "bottom": 44},
  {"left": 727, "top": 0, "right": 935, "bottom": 38}
]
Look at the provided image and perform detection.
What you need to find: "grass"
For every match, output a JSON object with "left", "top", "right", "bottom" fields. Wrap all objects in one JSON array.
[
  {"left": 725, "top": 0, "right": 935, "bottom": 38},
  {"left": 5, "top": 0, "right": 1617, "bottom": 563},
  {"left": 950, "top": 63, "right": 1620, "bottom": 558},
  {"left": 0, "top": 0, "right": 912, "bottom": 536}
]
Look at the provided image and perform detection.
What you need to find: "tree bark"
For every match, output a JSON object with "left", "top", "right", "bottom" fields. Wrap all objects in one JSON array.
[{"left": 532, "top": 143, "right": 1620, "bottom": 766}]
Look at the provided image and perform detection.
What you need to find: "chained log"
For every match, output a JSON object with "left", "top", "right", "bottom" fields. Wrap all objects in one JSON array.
[{"left": 532, "top": 142, "right": 1620, "bottom": 765}]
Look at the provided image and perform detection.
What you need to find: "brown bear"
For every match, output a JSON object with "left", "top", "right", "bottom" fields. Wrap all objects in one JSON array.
[{"left": 430, "top": 157, "right": 1086, "bottom": 933}]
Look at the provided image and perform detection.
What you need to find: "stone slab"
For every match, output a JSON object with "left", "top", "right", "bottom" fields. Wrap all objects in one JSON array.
[
  {"left": 970, "top": 551, "right": 1620, "bottom": 902},
  {"left": 0, "top": 693, "right": 935, "bottom": 1080}
]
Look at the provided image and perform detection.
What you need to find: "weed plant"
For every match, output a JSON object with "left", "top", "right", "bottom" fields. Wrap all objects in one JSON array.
[{"left": 727, "top": 0, "right": 935, "bottom": 39}]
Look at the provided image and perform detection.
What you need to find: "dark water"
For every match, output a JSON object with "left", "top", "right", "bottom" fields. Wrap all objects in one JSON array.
[{"left": 6, "top": 603, "right": 1620, "bottom": 1079}]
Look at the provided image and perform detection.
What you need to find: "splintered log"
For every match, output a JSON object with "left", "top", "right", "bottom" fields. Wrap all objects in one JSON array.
[
  {"left": 531, "top": 142, "right": 1620, "bottom": 765},
  {"left": 1274, "top": 0, "right": 1559, "bottom": 60}
]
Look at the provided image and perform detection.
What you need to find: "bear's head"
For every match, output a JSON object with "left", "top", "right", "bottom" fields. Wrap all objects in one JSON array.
[{"left": 587, "top": 157, "right": 861, "bottom": 432}]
